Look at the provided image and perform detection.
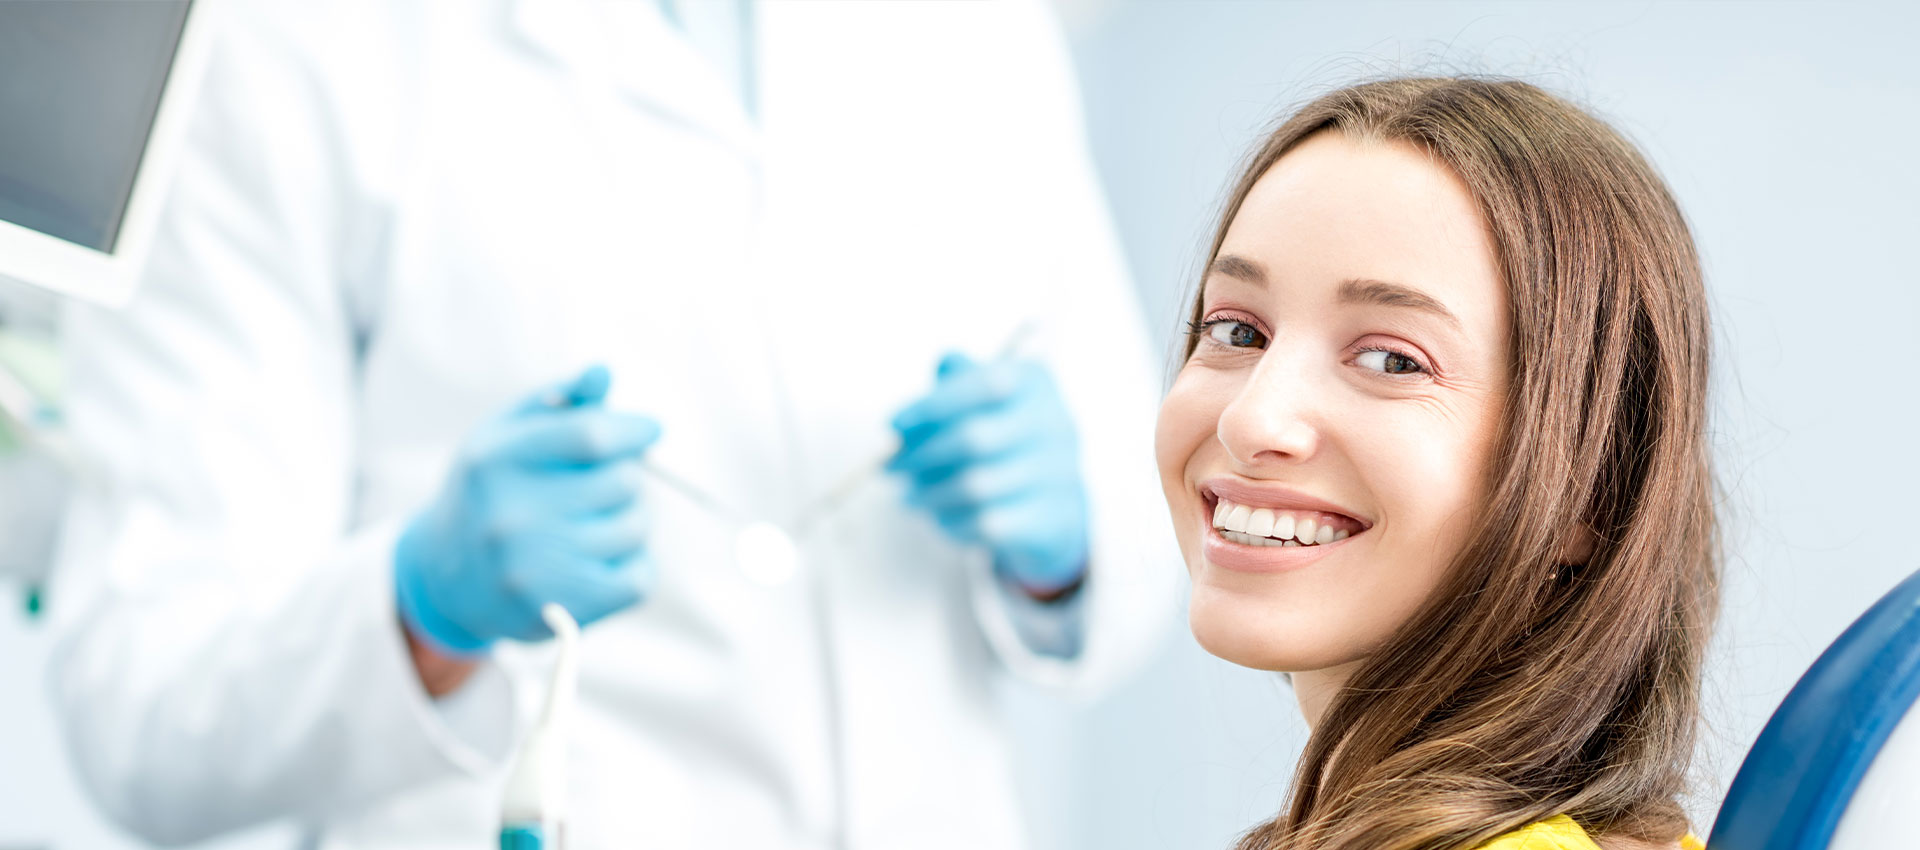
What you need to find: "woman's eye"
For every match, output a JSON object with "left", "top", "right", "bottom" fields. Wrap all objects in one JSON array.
[
  {"left": 1355, "top": 348, "right": 1425, "bottom": 375},
  {"left": 1207, "top": 320, "right": 1268, "bottom": 349}
]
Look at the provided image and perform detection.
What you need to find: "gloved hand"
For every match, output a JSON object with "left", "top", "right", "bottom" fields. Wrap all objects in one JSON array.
[
  {"left": 395, "top": 365, "right": 660, "bottom": 655},
  {"left": 887, "top": 353, "right": 1090, "bottom": 596}
]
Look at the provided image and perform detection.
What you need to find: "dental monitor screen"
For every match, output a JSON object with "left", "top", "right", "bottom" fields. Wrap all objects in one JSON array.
[{"left": 0, "top": 1, "right": 189, "bottom": 253}]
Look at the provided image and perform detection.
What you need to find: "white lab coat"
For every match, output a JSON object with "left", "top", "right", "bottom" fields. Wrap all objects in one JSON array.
[{"left": 47, "top": 1, "right": 1177, "bottom": 848}]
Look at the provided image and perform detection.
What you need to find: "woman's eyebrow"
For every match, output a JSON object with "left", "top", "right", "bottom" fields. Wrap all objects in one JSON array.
[
  {"left": 1208, "top": 254, "right": 1267, "bottom": 285},
  {"left": 1209, "top": 256, "right": 1464, "bottom": 331},
  {"left": 1338, "top": 278, "right": 1462, "bottom": 330}
]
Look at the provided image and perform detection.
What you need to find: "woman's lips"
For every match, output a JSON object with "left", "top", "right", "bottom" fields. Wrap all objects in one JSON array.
[
  {"left": 1199, "top": 493, "right": 1362, "bottom": 573},
  {"left": 1201, "top": 477, "right": 1371, "bottom": 530}
]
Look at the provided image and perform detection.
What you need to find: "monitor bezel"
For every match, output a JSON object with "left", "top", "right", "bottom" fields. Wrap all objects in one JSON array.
[{"left": 0, "top": 0, "right": 216, "bottom": 306}]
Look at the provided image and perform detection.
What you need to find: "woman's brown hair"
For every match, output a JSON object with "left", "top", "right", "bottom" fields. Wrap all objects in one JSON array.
[{"left": 1187, "top": 78, "right": 1718, "bottom": 849}]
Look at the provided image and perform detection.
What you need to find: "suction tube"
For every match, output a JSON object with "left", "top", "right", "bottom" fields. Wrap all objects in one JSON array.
[{"left": 499, "top": 603, "right": 580, "bottom": 849}]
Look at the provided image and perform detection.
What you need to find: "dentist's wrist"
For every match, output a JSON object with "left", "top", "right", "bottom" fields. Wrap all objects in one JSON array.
[
  {"left": 393, "top": 527, "right": 483, "bottom": 698},
  {"left": 401, "top": 617, "right": 480, "bottom": 698}
]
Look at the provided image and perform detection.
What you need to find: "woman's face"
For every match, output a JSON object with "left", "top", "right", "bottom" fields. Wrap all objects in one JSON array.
[{"left": 1156, "top": 132, "right": 1512, "bottom": 674}]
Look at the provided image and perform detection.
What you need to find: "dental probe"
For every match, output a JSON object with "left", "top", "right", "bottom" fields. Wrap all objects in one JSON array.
[
  {"left": 788, "top": 320, "right": 1039, "bottom": 536},
  {"left": 638, "top": 458, "right": 745, "bottom": 518},
  {"left": 499, "top": 603, "right": 580, "bottom": 849},
  {"left": 544, "top": 379, "right": 747, "bottom": 521}
]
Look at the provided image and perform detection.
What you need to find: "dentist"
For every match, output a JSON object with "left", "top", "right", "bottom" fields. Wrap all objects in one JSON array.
[{"left": 46, "top": 1, "right": 1174, "bottom": 848}]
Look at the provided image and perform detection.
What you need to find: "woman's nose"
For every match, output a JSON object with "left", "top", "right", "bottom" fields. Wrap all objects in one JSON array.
[{"left": 1216, "top": 349, "right": 1321, "bottom": 467}]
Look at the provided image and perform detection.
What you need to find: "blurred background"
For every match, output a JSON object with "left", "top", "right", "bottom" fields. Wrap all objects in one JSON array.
[{"left": 5, "top": 1, "right": 1919, "bottom": 848}]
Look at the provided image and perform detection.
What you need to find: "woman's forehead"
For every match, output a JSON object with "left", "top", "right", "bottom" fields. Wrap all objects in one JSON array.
[{"left": 1215, "top": 133, "right": 1506, "bottom": 327}]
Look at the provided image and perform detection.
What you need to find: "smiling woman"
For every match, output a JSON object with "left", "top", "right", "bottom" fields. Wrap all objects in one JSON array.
[{"left": 1155, "top": 78, "right": 1715, "bottom": 850}]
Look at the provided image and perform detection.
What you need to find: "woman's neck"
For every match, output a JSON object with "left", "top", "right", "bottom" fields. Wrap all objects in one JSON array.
[{"left": 1292, "top": 659, "right": 1365, "bottom": 730}]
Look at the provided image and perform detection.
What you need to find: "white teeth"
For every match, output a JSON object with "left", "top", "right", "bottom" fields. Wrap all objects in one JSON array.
[
  {"left": 1271, "top": 513, "right": 1296, "bottom": 542},
  {"left": 1245, "top": 508, "right": 1275, "bottom": 538},
  {"left": 1222, "top": 530, "right": 1284, "bottom": 547},
  {"left": 1224, "top": 503, "right": 1252, "bottom": 533},
  {"left": 1211, "top": 496, "right": 1361, "bottom": 547}
]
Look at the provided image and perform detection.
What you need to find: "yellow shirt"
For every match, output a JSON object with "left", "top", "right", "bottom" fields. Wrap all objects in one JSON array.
[{"left": 1474, "top": 815, "right": 1706, "bottom": 850}]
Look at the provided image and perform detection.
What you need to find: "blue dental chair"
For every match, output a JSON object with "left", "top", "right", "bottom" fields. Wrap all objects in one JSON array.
[{"left": 1710, "top": 567, "right": 1920, "bottom": 849}]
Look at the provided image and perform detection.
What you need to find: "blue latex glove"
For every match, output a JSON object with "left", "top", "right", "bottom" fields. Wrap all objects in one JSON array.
[
  {"left": 395, "top": 365, "right": 660, "bottom": 655},
  {"left": 887, "top": 353, "right": 1090, "bottom": 596}
]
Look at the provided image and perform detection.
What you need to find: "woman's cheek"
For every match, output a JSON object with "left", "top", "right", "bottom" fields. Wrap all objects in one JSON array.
[
  {"left": 1155, "top": 367, "right": 1224, "bottom": 476},
  {"left": 1152, "top": 388, "right": 1188, "bottom": 492},
  {"left": 1362, "top": 403, "right": 1499, "bottom": 565},
  {"left": 1155, "top": 367, "right": 1231, "bottom": 560}
]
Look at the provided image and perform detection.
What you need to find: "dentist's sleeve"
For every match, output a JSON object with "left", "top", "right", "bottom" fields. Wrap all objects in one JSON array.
[
  {"left": 44, "top": 6, "right": 516, "bottom": 844},
  {"left": 966, "top": 0, "right": 1183, "bottom": 693}
]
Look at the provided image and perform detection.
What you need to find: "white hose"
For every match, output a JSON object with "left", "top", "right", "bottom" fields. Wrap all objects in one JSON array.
[{"left": 499, "top": 604, "right": 581, "bottom": 845}]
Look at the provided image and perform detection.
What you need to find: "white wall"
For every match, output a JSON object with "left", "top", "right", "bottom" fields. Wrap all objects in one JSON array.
[{"left": 1018, "top": 1, "right": 1920, "bottom": 847}]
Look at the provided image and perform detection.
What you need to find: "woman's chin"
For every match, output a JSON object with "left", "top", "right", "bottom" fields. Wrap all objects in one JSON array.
[{"left": 1188, "top": 585, "right": 1346, "bottom": 673}]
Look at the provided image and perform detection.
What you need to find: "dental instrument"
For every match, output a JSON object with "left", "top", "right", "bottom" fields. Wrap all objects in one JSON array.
[
  {"left": 499, "top": 603, "right": 580, "bottom": 850},
  {"left": 545, "top": 378, "right": 743, "bottom": 519},
  {"left": 787, "top": 321, "right": 1038, "bottom": 536},
  {"left": 723, "top": 322, "right": 1042, "bottom": 589},
  {"left": 536, "top": 324, "right": 1040, "bottom": 591}
]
